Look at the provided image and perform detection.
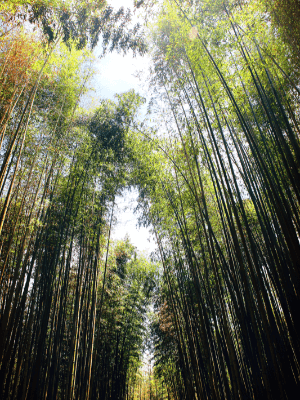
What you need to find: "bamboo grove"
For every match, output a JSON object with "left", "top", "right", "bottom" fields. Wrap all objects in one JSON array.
[
  {"left": 1, "top": 0, "right": 300, "bottom": 399},
  {"left": 132, "top": 0, "right": 300, "bottom": 399},
  {"left": 0, "top": 1, "right": 158, "bottom": 400}
]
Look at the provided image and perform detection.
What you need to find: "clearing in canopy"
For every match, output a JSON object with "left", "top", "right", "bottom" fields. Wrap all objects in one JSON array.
[{"left": 0, "top": 0, "right": 300, "bottom": 399}]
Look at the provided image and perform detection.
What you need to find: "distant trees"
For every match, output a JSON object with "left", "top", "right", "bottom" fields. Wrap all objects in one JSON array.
[{"left": 91, "top": 238, "right": 157, "bottom": 400}]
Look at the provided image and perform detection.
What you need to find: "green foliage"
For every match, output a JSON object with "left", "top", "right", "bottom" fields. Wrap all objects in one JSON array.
[
  {"left": 128, "top": 1, "right": 300, "bottom": 399},
  {"left": 92, "top": 237, "right": 158, "bottom": 399},
  {"left": 21, "top": 0, "right": 148, "bottom": 54}
]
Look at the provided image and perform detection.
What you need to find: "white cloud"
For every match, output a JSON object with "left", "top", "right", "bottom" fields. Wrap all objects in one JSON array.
[{"left": 95, "top": 52, "right": 150, "bottom": 97}]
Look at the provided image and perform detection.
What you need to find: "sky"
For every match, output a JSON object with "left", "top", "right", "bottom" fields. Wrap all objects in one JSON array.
[
  {"left": 89, "top": 0, "right": 157, "bottom": 254},
  {"left": 88, "top": 0, "right": 151, "bottom": 102}
]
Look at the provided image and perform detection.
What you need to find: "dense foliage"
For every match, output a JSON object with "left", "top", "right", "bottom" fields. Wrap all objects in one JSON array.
[
  {"left": 1, "top": 0, "right": 300, "bottom": 399},
  {"left": 0, "top": 2, "right": 156, "bottom": 399},
  {"left": 130, "top": 0, "right": 300, "bottom": 399}
]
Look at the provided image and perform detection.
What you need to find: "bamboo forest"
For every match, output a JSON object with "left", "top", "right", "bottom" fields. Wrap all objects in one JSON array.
[{"left": 1, "top": 0, "right": 300, "bottom": 399}]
